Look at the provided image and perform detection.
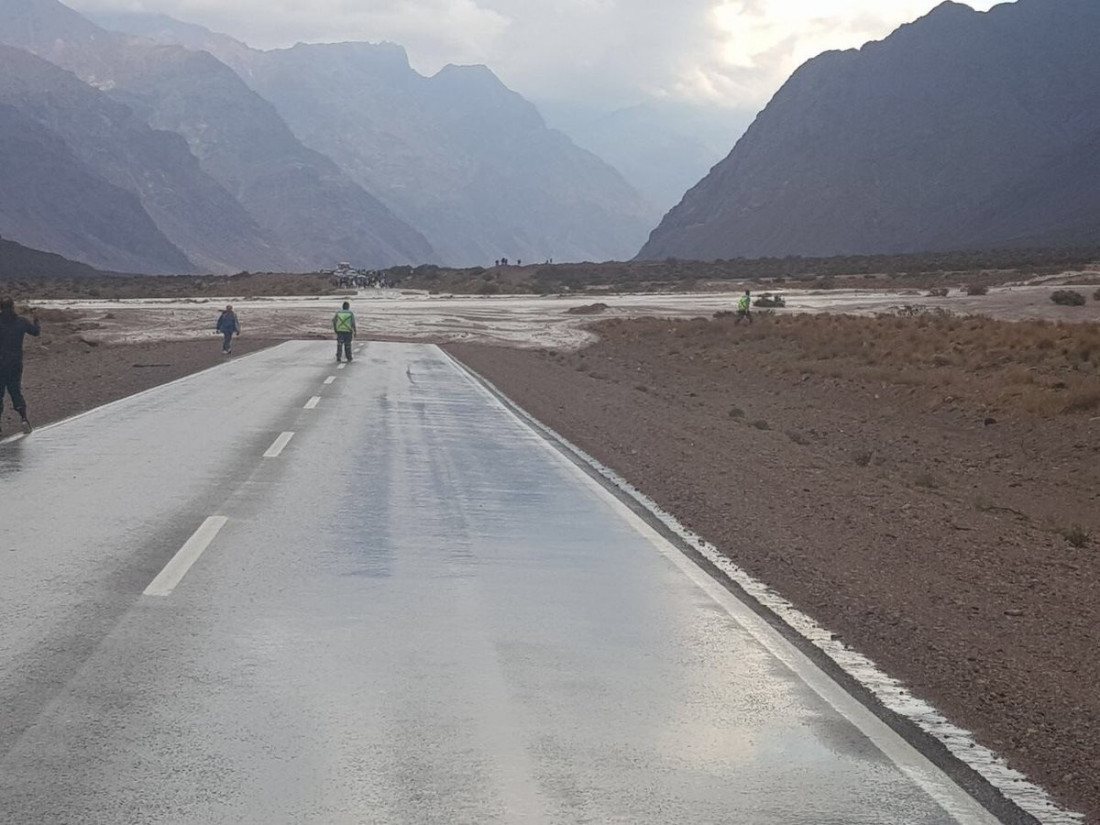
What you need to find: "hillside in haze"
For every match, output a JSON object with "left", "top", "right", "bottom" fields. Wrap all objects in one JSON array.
[
  {"left": 640, "top": 0, "right": 1100, "bottom": 262},
  {"left": 0, "top": 0, "right": 435, "bottom": 271},
  {"left": 538, "top": 100, "right": 754, "bottom": 216},
  {"left": 92, "top": 12, "right": 659, "bottom": 266},
  {"left": 0, "top": 235, "right": 113, "bottom": 279}
]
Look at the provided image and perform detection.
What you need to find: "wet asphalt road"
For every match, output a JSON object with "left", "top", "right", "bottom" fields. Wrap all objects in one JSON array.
[{"left": 0, "top": 342, "right": 1002, "bottom": 824}]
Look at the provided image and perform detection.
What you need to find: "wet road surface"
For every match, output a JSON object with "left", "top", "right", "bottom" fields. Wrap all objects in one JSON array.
[{"left": 0, "top": 342, "right": 1002, "bottom": 824}]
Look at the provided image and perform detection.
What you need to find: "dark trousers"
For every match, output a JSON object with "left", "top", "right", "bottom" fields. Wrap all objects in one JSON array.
[
  {"left": 0, "top": 364, "right": 27, "bottom": 417},
  {"left": 222, "top": 331, "right": 234, "bottom": 352},
  {"left": 336, "top": 332, "right": 353, "bottom": 361},
  {"left": 735, "top": 309, "right": 753, "bottom": 324}
]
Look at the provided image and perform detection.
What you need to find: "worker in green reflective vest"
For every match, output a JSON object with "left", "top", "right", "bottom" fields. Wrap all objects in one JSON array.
[
  {"left": 332, "top": 301, "right": 357, "bottom": 363},
  {"left": 736, "top": 290, "right": 753, "bottom": 325}
]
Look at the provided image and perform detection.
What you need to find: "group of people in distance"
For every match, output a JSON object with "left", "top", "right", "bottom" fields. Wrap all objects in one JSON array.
[
  {"left": 1, "top": 287, "right": 754, "bottom": 438},
  {"left": 215, "top": 301, "right": 357, "bottom": 363},
  {"left": 0, "top": 298, "right": 362, "bottom": 438}
]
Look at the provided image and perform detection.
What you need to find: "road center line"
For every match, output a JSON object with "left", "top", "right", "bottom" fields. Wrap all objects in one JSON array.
[
  {"left": 324, "top": 376, "right": 335, "bottom": 385},
  {"left": 263, "top": 431, "right": 295, "bottom": 458},
  {"left": 144, "top": 516, "right": 228, "bottom": 597},
  {"left": 304, "top": 396, "right": 321, "bottom": 409},
  {"left": 336, "top": 363, "right": 346, "bottom": 370}
]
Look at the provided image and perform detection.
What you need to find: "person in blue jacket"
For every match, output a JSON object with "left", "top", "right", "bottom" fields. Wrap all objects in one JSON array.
[{"left": 215, "top": 304, "right": 240, "bottom": 354}]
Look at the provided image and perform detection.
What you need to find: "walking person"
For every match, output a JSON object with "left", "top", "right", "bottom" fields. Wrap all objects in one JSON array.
[
  {"left": 735, "top": 290, "right": 753, "bottom": 325},
  {"left": 0, "top": 296, "right": 41, "bottom": 434},
  {"left": 215, "top": 304, "right": 239, "bottom": 354},
  {"left": 333, "top": 301, "right": 356, "bottom": 363}
]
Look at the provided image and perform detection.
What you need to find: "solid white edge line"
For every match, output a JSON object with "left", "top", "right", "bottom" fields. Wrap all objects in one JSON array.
[
  {"left": 144, "top": 516, "right": 228, "bottom": 597},
  {"left": 438, "top": 347, "right": 1083, "bottom": 825},
  {"left": 304, "top": 396, "right": 321, "bottom": 409},
  {"left": 324, "top": 376, "right": 336, "bottom": 384},
  {"left": 263, "top": 431, "right": 295, "bottom": 458}
]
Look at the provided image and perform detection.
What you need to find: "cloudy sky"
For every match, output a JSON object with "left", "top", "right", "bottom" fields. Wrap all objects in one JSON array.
[{"left": 68, "top": 0, "right": 1006, "bottom": 110}]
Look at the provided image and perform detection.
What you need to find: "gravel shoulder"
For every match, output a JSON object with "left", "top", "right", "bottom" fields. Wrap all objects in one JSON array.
[{"left": 449, "top": 321, "right": 1100, "bottom": 823}]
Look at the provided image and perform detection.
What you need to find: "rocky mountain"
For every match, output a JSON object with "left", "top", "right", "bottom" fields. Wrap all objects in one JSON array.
[
  {"left": 91, "top": 13, "right": 658, "bottom": 266},
  {"left": 0, "top": 43, "right": 290, "bottom": 274},
  {"left": 0, "top": 234, "right": 113, "bottom": 279},
  {"left": 0, "top": 99, "right": 193, "bottom": 274},
  {"left": 0, "top": 0, "right": 435, "bottom": 270},
  {"left": 639, "top": 0, "right": 1100, "bottom": 261}
]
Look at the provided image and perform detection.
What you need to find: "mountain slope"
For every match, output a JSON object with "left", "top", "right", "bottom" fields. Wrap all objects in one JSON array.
[
  {"left": 0, "top": 234, "right": 114, "bottom": 279},
  {"left": 0, "top": 44, "right": 291, "bottom": 274},
  {"left": 639, "top": 0, "right": 1100, "bottom": 261},
  {"left": 0, "top": 102, "right": 193, "bottom": 273},
  {"left": 0, "top": 0, "right": 435, "bottom": 269},
  {"left": 88, "top": 14, "right": 657, "bottom": 266}
]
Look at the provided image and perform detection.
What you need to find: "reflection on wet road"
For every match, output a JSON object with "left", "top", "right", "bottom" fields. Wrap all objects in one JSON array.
[{"left": 0, "top": 342, "right": 1001, "bottom": 823}]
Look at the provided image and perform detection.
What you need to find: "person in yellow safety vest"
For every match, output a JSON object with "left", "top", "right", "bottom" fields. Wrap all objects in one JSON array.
[
  {"left": 735, "top": 290, "right": 753, "bottom": 324},
  {"left": 332, "top": 301, "right": 357, "bottom": 363}
]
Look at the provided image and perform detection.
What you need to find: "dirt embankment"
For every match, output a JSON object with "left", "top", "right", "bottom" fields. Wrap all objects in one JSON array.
[{"left": 449, "top": 313, "right": 1100, "bottom": 822}]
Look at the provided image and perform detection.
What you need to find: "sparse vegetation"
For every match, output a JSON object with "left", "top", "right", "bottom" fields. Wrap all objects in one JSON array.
[
  {"left": 1051, "top": 289, "right": 1086, "bottom": 306},
  {"left": 592, "top": 313, "right": 1100, "bottom": 417},
  {"left": 787, "top": 430, "right": 809, "bottom": 445},
  {"left": 853, "top": 450, "right": 874, "bottom": 467},
  {"left": 965, "top": 284, "right": 989, "bottom": 296},
  {"left": 749, "top": 419, "right": 770, "bottom": 430},
  {"left": 927, "top": 287, "right": 950, "bottom": 297},
  {"left": 1058, "top": 525, "right": 1091, "bottom": 548},
  {"left": 728, "top": 406, "right": 745, "bottom": 418}
]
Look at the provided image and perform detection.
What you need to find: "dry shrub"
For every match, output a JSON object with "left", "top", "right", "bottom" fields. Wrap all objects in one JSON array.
[
  {"left": 1051, "top": 290, "right": 1086, "bottom": 306},
  {"left": 607, "top": 313, "right": 1100, "bottom": 418}
]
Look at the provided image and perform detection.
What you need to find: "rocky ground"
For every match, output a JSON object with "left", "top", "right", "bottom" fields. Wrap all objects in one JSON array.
[{"left": 450, "top": 314, "right": 1100, "bottom": 823}]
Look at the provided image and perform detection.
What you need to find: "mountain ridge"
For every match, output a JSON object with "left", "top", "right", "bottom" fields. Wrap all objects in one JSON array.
[
  {"left": 639, "top": 0, "right": 1100, "bottom": 261},
  {"left": 90, "top": 11, "right": 658, "bottom": 266}
]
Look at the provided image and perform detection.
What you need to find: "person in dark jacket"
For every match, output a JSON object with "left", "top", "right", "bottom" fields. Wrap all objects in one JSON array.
[
  {"left": 215, "top": 304, "right": 240, "bottom": 354},
  {"left": 0, "top": 296, "right": 40, "bottom": 434}
]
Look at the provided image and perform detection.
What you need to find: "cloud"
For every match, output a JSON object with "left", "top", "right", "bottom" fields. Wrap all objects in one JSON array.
[{"left": 66, "top": 0, "right": 1008, "bottom": 109}]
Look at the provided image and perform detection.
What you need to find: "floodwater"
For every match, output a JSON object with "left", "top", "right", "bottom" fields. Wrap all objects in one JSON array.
[{"left": 36, "top": 285, "right": 1098, "bottom": 350}]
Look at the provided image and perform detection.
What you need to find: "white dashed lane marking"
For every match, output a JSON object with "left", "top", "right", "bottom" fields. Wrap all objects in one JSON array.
[
  {"left": 263, "top": 432, "right": 295, "bottom": 458},
  {"left": 144, "top": 516, "right": 228, "bottom": 597}
]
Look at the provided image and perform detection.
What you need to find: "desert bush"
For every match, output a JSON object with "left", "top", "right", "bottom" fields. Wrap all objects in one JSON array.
[
  {"left": 927, "top": 288, "right": 949, "bottom": 297},
  {"left": 1050, "top": 290, "right": 1086, "bottom": 306},
  {"left": 1063, "top": 389, "right": 1100, "bottom": 413},
  {"left": 749, "top": 419, "right": 771, "bottom": 430},
  {"left": 1057, "top": 525, "right": 1091, "bottom": 548},
  {"left": 965, "top": 285, "right": 989, "bottom": 296},
  {"left": 853, "top": 450, "right": 873, "bottom": 467},
  {"left": 1094, "top": 288, "right": 1100, "bottom": 302},
  {"left": 728, "top": 406, "right": 745, "bottom": 418}
]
